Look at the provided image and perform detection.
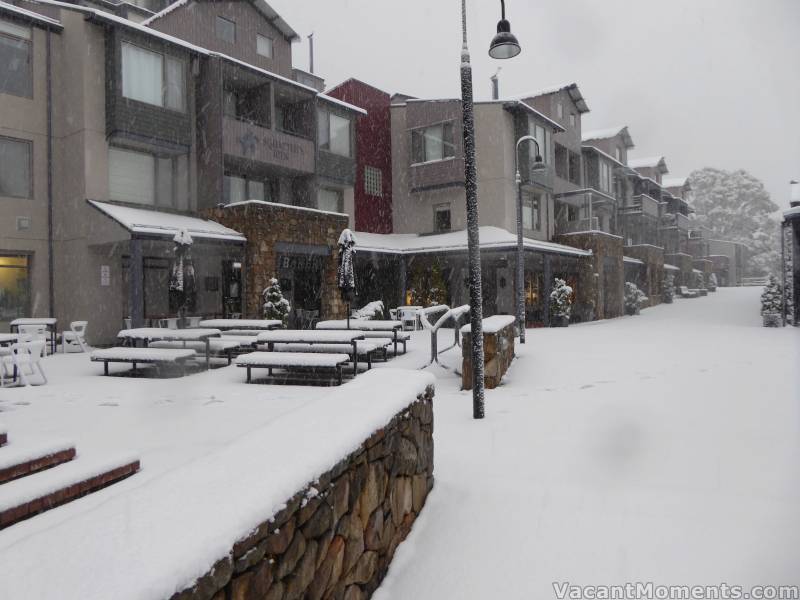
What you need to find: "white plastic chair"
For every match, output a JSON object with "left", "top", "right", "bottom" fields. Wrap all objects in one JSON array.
[
  {"left": 123, "top": 317, "right": 132, "bottom": 329},
  {"left": 188, "top": 316, "right": 202, "bottom": 327},
  {"left": 61, "top": 320, "right": 89, "bottom": 353},
  {"left": 1, "top": 340, "right": 47, "bottom": 386},
  {"left": 17, "top": 324, "right": 49, "bottom": 353}
]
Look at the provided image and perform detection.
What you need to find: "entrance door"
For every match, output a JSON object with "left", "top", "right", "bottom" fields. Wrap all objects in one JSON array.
[
  {"left": 277, "top": 254, "right": 324, "bottom": 328},
  {"left": 0, "top": 255, "right": 30, "bottom": 332},
  {"left": 222, "top": 260, "right": 243, "bottom": 318}
]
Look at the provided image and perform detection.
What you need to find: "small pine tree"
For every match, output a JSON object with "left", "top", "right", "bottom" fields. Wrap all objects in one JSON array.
[
  {"left": 694, "top": 271, "right": 706, "bottom": 290},
  {"left": 549, "top": 278, "right": 573, "bottom": 319},
  {"left": 663, "top": 273, "right": 675, "bottom": 302},
  {"left": 708, "top": 273, "right": 718, "bottom": 291},
  {"left": 760, "top": 274, "right": 783, "bottom": 315},
  {"left": 263, "top": 277, "right": 291, "bottom": 326},
  {"left": 624, "top": 282, "right": 647, "bottom": 314}
]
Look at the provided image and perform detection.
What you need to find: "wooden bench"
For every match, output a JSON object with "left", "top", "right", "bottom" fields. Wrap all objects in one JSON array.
[
  {"left": 235, "top": 351, "right": 351, "bottom": 385},
  {"left": 266, "top": 339, "right": 392, "bottom": 369},
  {"left": 678, "top": 286, "right": 699, "bottom": 298},
  {"left": 149, "top": 339, "right": 243, "bottom": 365},
  {"left": 90, "top": 347, "right": 197, "bottom": 376}
]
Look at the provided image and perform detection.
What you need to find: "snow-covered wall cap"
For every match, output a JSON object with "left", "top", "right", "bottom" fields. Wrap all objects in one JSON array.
[
  {"left": 460, "top": 314, "right": 516, "bottom": 334},
  {"left": 0, "top": 0, "right": 62, "bottom": 28}
]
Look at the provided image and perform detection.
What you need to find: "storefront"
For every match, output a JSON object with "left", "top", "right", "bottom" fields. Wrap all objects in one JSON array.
[{"left": 0, "top": 254, "right": 31, "bottom": 332}]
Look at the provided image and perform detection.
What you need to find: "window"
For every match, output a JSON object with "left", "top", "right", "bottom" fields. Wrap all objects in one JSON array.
[
  {"left": 216, "top": 16, "right": 236, "bottom": 44},
  {"left": 108, "top": 147, "right": 189, "bottom": 208},
  {"left": 529, "top": 120, "right": 551, "bottom": 164},
  {"left": 556, "top": 102, "right": 564, "bottom": 119},
  {"left": 223, "top": 174, "right": 273, "bottom": 204},
  {"left": 615, "top": 146, "right": 622, "bottom": 162},
  {"left": 364, "top": 166, "right": 382, "bottom": 196},
  {"left": 568, "top": 150, "right": 581, "bottom": 185},
  {"left": 599, "top": 161, "right": 612, "bottom": 193},
  {"left": 0, "top": 255, "right": 30, "bottom": 325},
  {"left": 121, "top": 43, "right": 185, "bottom": 111},
  {"left": 0, "top": 136, "right": 31, "bottom": 198},
  {"left": 522, "top": 192, "right": 542, "bottom": 231},
  {"left": 224, "top": 85, "right": 271, "bottom": 128},
  {"left": 411, "top": 122, "right": 455, "bottom": 164},
  {"left": 0, "top": 19, "right": 31, "bottom": 98},
  {"left": 318, "top": 187, "right": 343, "bottom": 213},
  {"left": 434, "top": 204, "right": 451, "bottom": 232},
  {"left": 256, "top": 34, "right": 273, "bottom": 58},
  {"left": 318, "top": 109, "right": 352, "bottom": 157},
  {"left": 554, "top": 143, "right": 568, "bottom": 179},
  {"left": 569, "top": 113, "right": 577, "bottom": 128}
]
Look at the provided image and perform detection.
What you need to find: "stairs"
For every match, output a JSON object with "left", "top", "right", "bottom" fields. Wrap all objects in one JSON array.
[{"left": 0, "top": 429, "right": 139, "bottom": 530}]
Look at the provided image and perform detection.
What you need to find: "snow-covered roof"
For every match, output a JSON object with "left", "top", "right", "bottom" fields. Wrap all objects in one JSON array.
[
  {"left": 662, "top": 177, "right": 688, "bottom": 190},
  {"left": 581, "top": 145, "right": 632, "bottom": 171},
  {"left": 581, "top": 126, "right": 634, "bottom": 148},
  {"left": 498, "top": 100, "right": 565, "bottom": 132},
  {"left": 784, "top": 205, "right": 800, "bottom": 220},
  {"left": 317, "top": 93, "right": 368, "bottom": 116},
  {"left": 623, "top": 256, "right": 644, "bottom": 265},
  {"left": 354, "top": 227, "right": 592, "bottom": 258},
  {"left": 512, "top": 83, "right": 589, "bottom": 114},
  {"left": 223, "top": 199, "right": 348, "bottom": 218},
  {"left": 89, "top": 200, "right": 246, "bottom": 243},
  {"left": 628, "top": 156, "right": 669, "bottom": 174},
  {"left": 0, "top": 0, "right": 62, "bottom": 28},
  {"left": 141, "top": 0, "right": 299, "bottom": 41}
]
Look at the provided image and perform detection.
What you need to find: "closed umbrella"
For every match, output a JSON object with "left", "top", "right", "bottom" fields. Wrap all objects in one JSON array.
[
  {"left": 337, "top": 229, "right": 357, "bottom": 328},
  {"left": 169, "top": 228, "right": 194, "bottom": 327}
]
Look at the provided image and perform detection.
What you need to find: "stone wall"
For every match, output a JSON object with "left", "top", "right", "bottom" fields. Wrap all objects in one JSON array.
[
  {"left": 664, "top": 252, "right": 694, "bottom": 289},
  {"left": 693, "top": 259, "right": 713, "bottom": 287},
  {"left": 171, "top": 387, "right": 435, "bottom": 600},
  {"left": 557, "top": 232, "right": 624, "bottom": 320},
  {"left": 203, "top": 203, "right": 349, "bottom": 320},
  {"left": 461, "top": 316, "right": 515, "bottom": 390},
  {"left": 625, "top": 245, "right": 665, "bottom": 307}
]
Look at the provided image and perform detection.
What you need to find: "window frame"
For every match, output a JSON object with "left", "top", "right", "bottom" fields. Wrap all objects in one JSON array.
[
  {"left": 120, "top": 41, "right": 187, "bottom": 113},
  {"left": 318, "top": 187, "right": 344, "bottom": 213},
  {"left": 364, "top": 166, "right": 382, "bottom": 197},
  {"left": 433, "top": 203, "right": 452, "bottom": 233},
  {"left": 256, "top": 33, "right": 274, "bottom": 59},
  {"left": 318, "top": 109, "right": 352, "bottom": 158},
  {"left": 215, "top": 16, "right": 236, "bottom": 44},
  {"left": 108, "top": 145, "right": 189, "bottom": 208},
  {"left": 0, "top": 135, "right": 32, "bottom": 199},
  {"left": 222, "top": 172, "right": 275, "bottom": 205},
  {"left": 411, "top": 121, "right": 456, "bottom": 165},
  {"left": 522, "top": 191, "right": 542, "bottom": 232},
  {"left": 0, "top": 18, "right": 33, "bottom": 99}
]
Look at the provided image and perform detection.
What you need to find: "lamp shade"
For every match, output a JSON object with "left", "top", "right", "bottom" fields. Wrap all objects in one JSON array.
[
  {"left": 531, "top": 155, "right": 546, "bottom": 172},
  {"left": 489, "top": 19, "right": 521, "bottom": 59}
]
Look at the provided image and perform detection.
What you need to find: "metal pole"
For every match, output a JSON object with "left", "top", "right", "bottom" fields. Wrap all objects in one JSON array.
[
  {"left": 513, "top": 135, "right": 541, "bottom": 345},
  {"left": 461, "top": 0, "right": 485, "bottom": 419}
]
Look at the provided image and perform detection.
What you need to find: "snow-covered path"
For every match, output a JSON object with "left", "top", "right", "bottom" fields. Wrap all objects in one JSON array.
[{"left": 375, "top": 288, "right": 800, "bottom": 598}]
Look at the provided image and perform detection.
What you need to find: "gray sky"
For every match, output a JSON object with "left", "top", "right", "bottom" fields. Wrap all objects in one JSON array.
[{"left": 271, "top": 0, "right": 800, "bottom": 206}]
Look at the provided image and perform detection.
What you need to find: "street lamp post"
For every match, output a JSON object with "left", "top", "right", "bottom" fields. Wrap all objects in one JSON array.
[
  {"left": 513, "top": 136, "right": 545, "bottom": 344},
  {"left": 460, "top": 0, "right": 520, "bottom": 419}
]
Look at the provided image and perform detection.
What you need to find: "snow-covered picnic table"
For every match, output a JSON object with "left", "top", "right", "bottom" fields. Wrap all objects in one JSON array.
[
  {"left": 0, "top": 334, "right": 20, "bottom": 346},
  {"left": 197, "top": 319, "right": 282, "bottom": 330},
  {"left": 255, "top": 330, "right": 366, "bottom": 376},
  {"left": 316, "top": 319, "right": 404, "bottom": 355},
  {"left": 10, "top": 318, "right": 58, "bottom": 354},
  {"left": 116, "top": 328, "right": 222, "bottom": 370}
]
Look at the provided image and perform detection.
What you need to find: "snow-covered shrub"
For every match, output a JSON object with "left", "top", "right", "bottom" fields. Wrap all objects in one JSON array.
[
  {"left": 708, "top": 273, "right": 718, "bottom": 292},
  {"left": 663, "top": 273, "right": 675, "bottom": 303},
  {"left": 694, "top": 271, "right": 706, "bottom": 290},
  {"left": 760, "top": 274, "right": 782, "bottom": 319},
  {"left": 263, "top": 277, "right": 291, "bottom": 326},
  {"left": 549, "top": 278, "right": 573, "bottom": 322},
  {"left": 354, "top": 300, "right": 384, "bottom": 320},
  {"left": 624, "top": 282, "right": 648, "bottom": 315}
]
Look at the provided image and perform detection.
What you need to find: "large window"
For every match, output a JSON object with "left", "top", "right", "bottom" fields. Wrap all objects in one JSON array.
[
  {"left": 318, "top": 109, "right": 352, "bottom": 157},
  {"left": 121, "top": 42, "right": 185, "bottom": 111},
  {"left": 434, "top": 203, "right": 451, "bottom": 232},
  {"left": 318, "top": 187, "right": 343, "bottom": 213},
  {"left": 411, "top": 122, "right": 455, "bottom": 164},
  {"left": 529, "top": 119, "right": 551, "bottom": 164},
  {"left": 522, "top": 192, "right": 542, "bottom": 231},
  {"left": 223, "top": 174, "right": 274, "bottom": 205},
  {"left": 223, "top": 85, "right": 271, "bottom": 128},
  {"left": 109, "top": 147, "right": 189, "bottom": 208},
  {"left": 256, "top": 34, "right": 273, "bottom": 58},
  {"left": 364, "top": 166, "right": 382, "bottom": 197},
  {"left": 599, "top": 161, "right": 613, "bottom": 193},
  {"left": 215, "top": 17, "right": 236, "bottom": 44},
  {"left": 0, "top": 19, "right": 31, "bottom": 98},
  {"left": 0, "top": 136, "right": 31, "bottom": 198}
]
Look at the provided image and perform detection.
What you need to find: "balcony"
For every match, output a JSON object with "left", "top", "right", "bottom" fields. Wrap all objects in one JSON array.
[
  {"left": 554, "top": 188, "right": 618, "bottom": 236},
  {"left": 222, "top": 116, "right": 315, "bottom": 174},
  {"left": 555, "top": 217, "right": 599, "bottom": 236},
  {"left": 624, "top": 194, "right": 661, "bottom": 218}
]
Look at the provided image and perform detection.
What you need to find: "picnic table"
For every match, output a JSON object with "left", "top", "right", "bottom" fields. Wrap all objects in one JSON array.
[
  {"left": 316, "top": 320, "right": 404, "bottom": 356},
  {"left": 0, "top": 333, "right": 21, "bottom": 382},
  {"left": 116, "top": 328, "right": 222, "bottom": 371},
  {"left": 10, "top": 318, "right": 58, "bottom": 354},
  {"left": 197, "top": 319, "right": 282, "bottom": 331},
  {"left": 255, "top": 330, "right": 366, "bottom": 376}
]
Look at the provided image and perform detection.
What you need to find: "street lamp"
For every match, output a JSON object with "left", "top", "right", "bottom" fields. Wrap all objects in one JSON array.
[
  {"left": 460, "top": 0, "right": 521, "bottom": 419},
  {"left": 513, "top": 136, "right": 545, "bottom": 344}
]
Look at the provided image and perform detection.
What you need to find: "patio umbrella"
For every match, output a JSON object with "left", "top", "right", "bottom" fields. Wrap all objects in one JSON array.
[
  {"left": 169, "top": 229, "right": 194, "bottom": 326},
  {"left": 337, "top": 229, "right": 357, "bottom": 328}
]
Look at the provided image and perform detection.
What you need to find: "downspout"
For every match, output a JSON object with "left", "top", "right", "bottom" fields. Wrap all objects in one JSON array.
[{"left": 46, "top": 29, "right": 55, "bottom": 318}]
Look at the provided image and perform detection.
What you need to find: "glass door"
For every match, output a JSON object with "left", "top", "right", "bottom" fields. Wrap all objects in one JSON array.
[{"left": 0, "top": 255, "right": 30, "bottom": 332}]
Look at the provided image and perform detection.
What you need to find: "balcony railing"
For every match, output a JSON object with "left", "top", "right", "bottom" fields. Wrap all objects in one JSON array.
[
  {"left": 628, "top": 194, "right": 661, "bottom": 217},
  {"left": 555, "top": 217, "right": 599, "bottom": 236}
]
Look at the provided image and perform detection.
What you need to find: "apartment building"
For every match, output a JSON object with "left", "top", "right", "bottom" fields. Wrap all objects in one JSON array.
[
  {"left": 0, "top": 0, "right": 364, "bottom": 342},
  {"left": 782, "top": 182, "right": 800, "bottom": 326}
]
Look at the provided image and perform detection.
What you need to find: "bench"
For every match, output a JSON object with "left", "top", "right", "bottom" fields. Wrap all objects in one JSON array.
[
  {"left": 90, "top": 347, "right": 196, "bottom": 376},
  {"left": 235, "top": 351, "right": 351, "bottom": 385},
  {"left": 149, "top": 339, "right": 243, "bottom": 365},
  {"left": 678, "top": 286, "right": 699, "bottom": 298},
  {"left": 265, "top": 339, "right": 392, "bottom": 369}
]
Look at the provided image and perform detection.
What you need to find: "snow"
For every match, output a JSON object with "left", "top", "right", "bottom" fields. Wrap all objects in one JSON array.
[
  {"left": 492, "top": 100, "right": 564, "bottom": 132},
  {"left": 581, "top": 126, "right": 627, "bottom": 141},
  {"left": 623, "top": 255, "right": 645, "bottom": 265},
  {"left": 664, "top": 263, "right": 681, "bottom": 271},
  {"left": 373, "top": 288, "right": 800, "bottom": 600},
  {"left": 9, "top": 317, "right": 57, "bottom": 325},
  {"left": 355, "top": 226, "right": 592, "bottom": 258},
  {"left": 0, "top": 367, "right": 433, "bottom": 599},
  {"left": 138, "top": 0, "right": 188, "bottom": 25},
  {"left": 223, "top": 199, "right": 347, "bottom": 218},
  {"left": 628, "top": 156, "right": 668, "bottom": 170},
  {"left": 783, "top": 205, "right": 800, "bottom": 219},
  {"left": 318, "top": 93, "right": 368, "bottom": 116},
  {"left": 198, "top": 319, "right": 281, "bottom": 329},
  {"left": 662, "top": 176, "right": 689, "bottom": 189},
  {"left": 256, "top": 330, "right": 363, "bottom": 344},
  {"left": 116, "top": 328, "right": 222, "bottom": 341},
  {"left": 0, "top": 0, "right": 62, "bottom": 27},
  {"left": 338, "top": 228, "right": 357, "bottom": 246},
  {"left": 89, "top": 201, "right": 245, "bottom": 243},
  {"left": 90, "top": 347, "right": 196, "bottom": 361},
  {"left": 316, "top": 319, "right": 401, "bottom": 331},
  {"left": 235, "top": 351, "right": 350, "bottom": 368},
  {"left": 0, "top": 439, "right": 73, "bottom": 471},
  {"left": 172, "top": 228, "right": 193, "bottom": 246},
  {"left": 460, "top": 314, "right": 515, "bottom": 334}
]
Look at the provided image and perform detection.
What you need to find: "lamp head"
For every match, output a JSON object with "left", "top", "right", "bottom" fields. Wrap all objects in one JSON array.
[{"left": 489, "top": 19, "right": 521, "bottom": 59}]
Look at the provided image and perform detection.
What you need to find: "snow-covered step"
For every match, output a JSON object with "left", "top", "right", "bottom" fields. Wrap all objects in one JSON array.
[
  {"left": 0, "top": 441, "right": 76, "bottom": 485},
  {"left": 0, "top": 454, "right": 140, "bottom": 530}
]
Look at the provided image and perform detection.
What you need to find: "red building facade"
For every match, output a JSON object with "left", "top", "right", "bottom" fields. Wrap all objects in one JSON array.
[{"left": 326, "top": 79, "right": 393, "bottom": 233}]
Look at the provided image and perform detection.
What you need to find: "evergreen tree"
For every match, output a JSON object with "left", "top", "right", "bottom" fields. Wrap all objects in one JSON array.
[
  {"left": 663, "top": 273, "right": 675, "bottom": 302},
  {"left": 549, "top": 278, "right": 573, "bottom": 318},
  {"left": 624, "top": 282, "right": 647, "bottom": 314},
  {"left": 263, "top": 277, "right": 291, "bottom": 326},
  {"left": 760, "top": 274, "right": 783, "bottom": 315},
  {"left": 688, "top": 168, "right": 780, "bottom": 275}
]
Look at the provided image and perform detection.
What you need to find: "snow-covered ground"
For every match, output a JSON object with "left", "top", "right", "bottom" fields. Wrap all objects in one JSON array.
[{"left": 375, "top": 288, "right": 800, "bottom": 598}]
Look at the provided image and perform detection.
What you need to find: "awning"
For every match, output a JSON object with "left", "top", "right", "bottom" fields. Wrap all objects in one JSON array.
[
  {"left": 623, "top": 256, "right": 644, "bottom": 265},
  {"left": 89, "top": 200, "right": 245, "bottom": 243}
]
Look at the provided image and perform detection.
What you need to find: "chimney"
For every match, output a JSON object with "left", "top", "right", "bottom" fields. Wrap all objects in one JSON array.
[
  {"left": 308, "top": 32, "right": 314, "bottom": 74},
  {"left": 791, "top": 180, "right": 800, "bottom": 207},
  {"left": 490, "top": 68, "right": 501, "bottom": 100}
]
